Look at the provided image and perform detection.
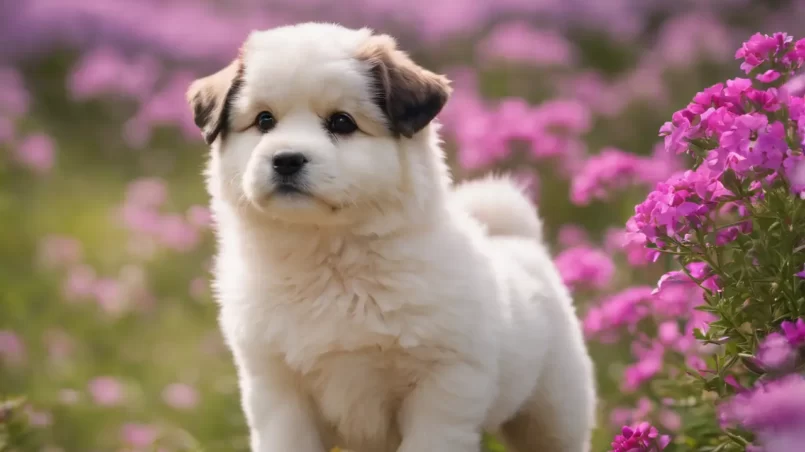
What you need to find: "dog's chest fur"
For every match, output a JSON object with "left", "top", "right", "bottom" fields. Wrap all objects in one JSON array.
[{"left": 218, "top": 230, "right": 461, "bottom": 450}]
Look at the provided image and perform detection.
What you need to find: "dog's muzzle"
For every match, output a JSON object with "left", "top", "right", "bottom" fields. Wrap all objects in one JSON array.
[{"left": 271, "top": 151, "right": 309, "bottom": 195}]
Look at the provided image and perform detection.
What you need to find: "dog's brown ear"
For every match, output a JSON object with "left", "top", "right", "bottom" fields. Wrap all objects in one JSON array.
[
  {"left": 187, "top": 58, "right": 244, "bottom": 145},
  {"left": 357, "top": 34, "right": 452, "bottom": 138}
]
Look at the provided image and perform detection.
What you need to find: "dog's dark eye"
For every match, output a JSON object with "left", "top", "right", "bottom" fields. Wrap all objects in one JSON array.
[
  {"left": 327, "top": 112, "right": 358, "bottom": 135},
  {"left": 255, "top": 111, "right": 276, "bottom": 133}
]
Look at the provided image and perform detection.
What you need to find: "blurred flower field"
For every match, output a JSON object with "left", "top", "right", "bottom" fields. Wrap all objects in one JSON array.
[{"left": 2, "top": 1, "right": 805, "bottom": 451}]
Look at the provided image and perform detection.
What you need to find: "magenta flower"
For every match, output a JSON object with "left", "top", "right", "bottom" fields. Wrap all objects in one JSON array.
[
  {"left": 722, "top": 374, "right": 805, "bottom": 452},
  {"left": 614, "top": 228, "right": 660, "bottom": 266},
  {"left": 157, "top": 214, "right": 201, "bottom": 252},
  {"left": 783, "top": 151, "right": 805, "bottom": 198},
  {"left": 627, "top": 166, "right": 731, "bottom": 247},
  {"left": 161, "top": 383, "right": 199, "bottom": 410},
  {"left": 756, "top": 332, "right": 795, "bottom": 370},
  {"left": 570, "top": 148, "right": 649, "bottom": 205},
  {"left": 25, "top": 407, "right": 52, "bottom": 427},
  {"left": 734, "top": 32, "right": 794, "bottom": 74},
  {"left": 125, "top": 178, "right": 168, "bottom": 209},
  {"left": 62, "top": 264, "right": 97, "bottom": 301},
  {"left": 88, "top": 376, "right": 124, "bottom": 406},
  {"left": 583, "top": 287, "right": 654, "bottom": 341},
  {"left": 121, "top": 423, "right": 159, "bottom": 448},
  {"left": 781, "top": 319, "right": 805, "bottom": 345},
  {"left": 0, "top": 67, "right": 30, "bottom": 117},
  {"left": 0, "top": 330, "right": 25, "bottom": 365},
  {"left": 0, "top": 116, "right": 14, "bottom": 144},
  {"left": 658, "top": 409, "right": 682, "bottom": 432},
  {"left": 756, "top": 70, "right": 781, "bottom": 83},
  {"left": 186, "top": 205, "right": 212, "bottom": 228},
  {"left": 623, "top": 347, "right": 664, "bottom": 392},
  {"left": 557, "top": 224, "right": 590, "bottom": 249},
  {"left": 554, "top": 246, "right": 615, "bottom": 291},
  {"left": 68, "top": 46, "right": 159, "bottom": 101},
  {"left": 609, "top": 398, "right": 654, "bottom": 429},
  {"left": 610, "top": 422, "right": 670, "bottom": 452},
  {"left": 13, "top": 133, "right": 56, "bottom": 173},
  {"left": 93, "top": 278, "right": 126, "bottom": 316},
  {"left": 477, "top": 21, "right": 575, "bottom": 67}
]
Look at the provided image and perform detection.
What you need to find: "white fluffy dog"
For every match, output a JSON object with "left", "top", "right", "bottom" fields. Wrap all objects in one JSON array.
[{"left": 186, "top": 22, "right": 596, "bottom": 452}]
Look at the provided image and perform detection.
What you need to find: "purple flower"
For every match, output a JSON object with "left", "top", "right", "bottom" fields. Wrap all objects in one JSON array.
[
  {"left": 62, "top": 264, "right": 96, "bottom": 301},
  {"left": 68, "top": 46, "right": 159, "bottom": 101},
  {"left": 781, "top": 319, "right": 805, "bottom": 346},
  {"left": 570, "top": 148, "right": 655, "bottom": 205},
  {"left": 186, "top": 205, "right": 212, "bottom": 228},
  {"left": 556, "top": 224, "right": 590, "bottom": 249},
  {"left": 13, "top": 133, "right": 56, "bottom": 173},
  {"left": 583, "top": 287, "right": 654, "bottom": 341},
  {"left": 158, "top": 214, "right": 200, "bottom": 252},
  {"left": 477, "top": 21, "right": 574, "bottom": 67},
  {"left": 125, "top": 178, "right": 168, "bottom": 208},
  {"left": 121, "top": 423, "right": 159, "bottom": 447},
  {"left": 735, "top": 32, "right": 793, "bottom": 74},
  {"left": 0, "top": 116, "right": 14, "bottom": 144},
  {"left": 615, "top": 228, "right": 660, "bottom": 266},
  {"left": 0, "top": 330, "right": 25, "bottom": 365},
  {"left": 659, "top": 409, "right": 682, "bottom": 432},
  {"left": 757, "top": 70, "right": 781, "bottom": 83},
  {"left": 786, "top": 154, "right": 805, "bottom": 199},
  {"left": 756, "top": 333, "right": 795, "bottom": 370},
  {"left": 0, "top": 67, "right": 30, "bottom": 117},
  {"left": 659, "top": 117, "right": 692, "bottom": 155},
  {"left": 554, "top": 246, "right": 615, "bottom": 291},
  {"left": 610, "top": 422, "right": 670, "bottom": 452},
  {"left": 627, "top": 166, "right": 731, "bottom": 247},
  {"left": 161, "top": 383, "right": 199, "bottom": 410},
  {"left": 722, "top": 374, "right": 805, "bottom": 452},
  {"left": 25, "top": 407, "right": 52, "bottom": 427},
  {"left": 88, "top": 376, "right": 124, "bottom": 406},
  {"left": 623, "top": 346, "right": 665, "bottom": 392}
]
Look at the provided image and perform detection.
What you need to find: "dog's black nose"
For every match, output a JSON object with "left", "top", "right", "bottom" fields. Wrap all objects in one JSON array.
[{"left": 272, "top": 152, "right": 308, "bottom": 176}]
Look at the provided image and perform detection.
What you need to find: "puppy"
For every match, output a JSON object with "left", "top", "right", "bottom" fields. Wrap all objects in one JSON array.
[{"left": 187, "top": 22, "right": 596, "bottom": 452}]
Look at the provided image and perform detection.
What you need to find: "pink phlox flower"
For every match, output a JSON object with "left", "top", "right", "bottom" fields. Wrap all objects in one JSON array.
[
  {"left": 610, "top": 422, "right": 671, "bottom": 452},
  {"left": 780, "top": 319, "right": 805, "bottom": 346},
  {"left": 554, "top": 246, "right": 615, "bottom": 291}
]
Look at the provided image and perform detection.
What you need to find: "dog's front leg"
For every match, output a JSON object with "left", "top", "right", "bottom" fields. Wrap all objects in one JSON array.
[
  {"left": 235, "top": 351, "right": 325, "bottom": 452},
  {"left": 396, "top": 361, "right": 495, "bottom": 452}
]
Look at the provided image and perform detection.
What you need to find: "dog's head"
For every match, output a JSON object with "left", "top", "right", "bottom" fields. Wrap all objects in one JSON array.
[{"left": 188, "top": 23, "right": 452, "bottom": 227}]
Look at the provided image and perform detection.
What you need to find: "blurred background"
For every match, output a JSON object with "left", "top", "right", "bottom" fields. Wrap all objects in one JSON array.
[{"left": 2, "top": 0, "right": 804, "bottom": 451}]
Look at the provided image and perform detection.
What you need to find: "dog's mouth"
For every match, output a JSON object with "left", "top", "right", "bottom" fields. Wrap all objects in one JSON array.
[
  {"left": 275, "top": 182, "right": 308, "bottom": 196},
  {"left": 264, "top": 181, "right": 342, "bottom": 214}
]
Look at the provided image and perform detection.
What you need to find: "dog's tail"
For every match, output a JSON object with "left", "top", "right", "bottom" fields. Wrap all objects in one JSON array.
[{"left": 453, "top": 176, "right": 543, "bottom": 241}]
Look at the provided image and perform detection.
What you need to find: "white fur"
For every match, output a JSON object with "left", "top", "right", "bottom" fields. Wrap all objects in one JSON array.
[{"left": 205, "top": 22, "right": 596, "bottom": 452}]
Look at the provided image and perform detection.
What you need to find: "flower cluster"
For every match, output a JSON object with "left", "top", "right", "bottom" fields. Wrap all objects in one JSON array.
[
  {"left": 616, "top": 31, "right": 805, "bottom": 452},
  {"left": 721, "top": 374, "right": 805, "bottom": 452},
  {"left": 610, "top": 422, "right": 670, "bottom": 452},
  {"left": 554, "top": 246, "right": 615, "bottom": 291},
  {"left": 570, "top": 147, "right": 681, "bottom": 206}
]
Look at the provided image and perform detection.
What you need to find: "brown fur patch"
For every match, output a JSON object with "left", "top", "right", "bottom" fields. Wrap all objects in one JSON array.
[
  {"left": 355, "top": 34, "right": 452, "bottom": 138},
  {"left": 186, "top": 52, "right": 245, "bottom": 145}
]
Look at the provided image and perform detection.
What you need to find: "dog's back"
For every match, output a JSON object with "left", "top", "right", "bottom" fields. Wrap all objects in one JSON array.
[
  {"left": 453, "top": 176, "right": 596, "bottom": 452},
  {"left": 452, "top": 176, "right": 543, "bottom": 240}
]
